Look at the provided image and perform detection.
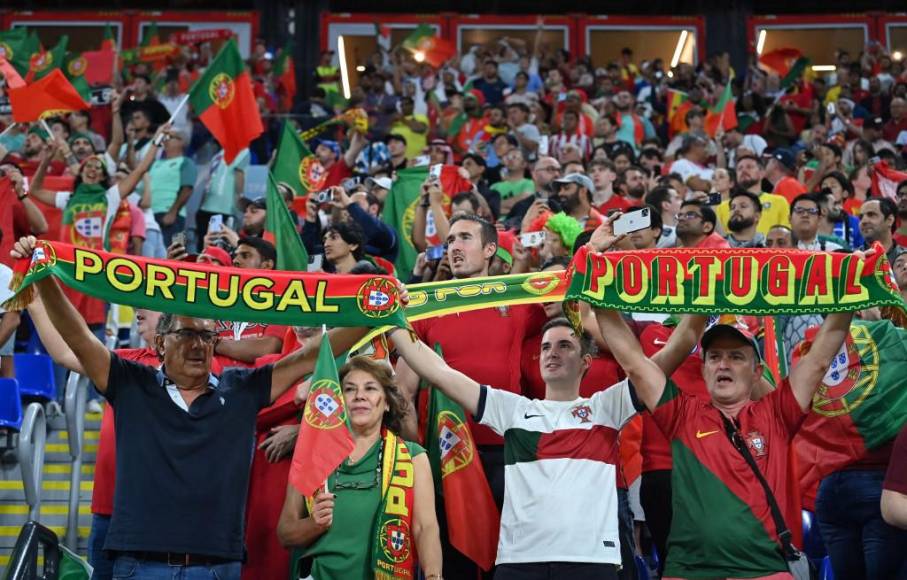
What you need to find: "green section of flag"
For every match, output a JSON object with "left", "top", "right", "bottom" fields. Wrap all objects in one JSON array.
[
  {"left": 32, "top": 34, "right": 68, "bottom": 81},
  {"left": 266, "top": 172, "right": 309, "bottom": 271},
  {"left": 141, "top": 22, "right": 159, "bottom": 47},
  {"left": 59, "top": 544, "right": 92, "bottom": 579},
  {"left": 401, "top": 23, "right": 434, "bottom": 51},
  {"left": 273, "top": 122, "right": 317, "bottom": 197},
  {"left": 382, "top": 166, "right": 429, "bottom": 278},
  {"left": 780, "top": 57, "right": 811, "bottom": 90},
  {"left": 63, "top": 52, "right": 92, "bottom": 102},
  {"left": 0, "top": 28, "right": 36, "bottom": 76}
]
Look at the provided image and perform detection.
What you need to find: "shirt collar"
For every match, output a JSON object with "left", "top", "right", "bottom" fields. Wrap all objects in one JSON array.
[{"left": 156, "top": 366, "right": 220, "bottom": 390}]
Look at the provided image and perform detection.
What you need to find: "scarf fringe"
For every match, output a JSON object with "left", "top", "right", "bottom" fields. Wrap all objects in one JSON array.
[{"left": 2, "top": 261, "right": 34, "bottom": 312}]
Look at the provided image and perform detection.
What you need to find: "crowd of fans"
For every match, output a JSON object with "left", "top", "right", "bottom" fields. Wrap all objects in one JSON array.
[{"left": 1, "top": 24, "right": 907, "bottom": 580}]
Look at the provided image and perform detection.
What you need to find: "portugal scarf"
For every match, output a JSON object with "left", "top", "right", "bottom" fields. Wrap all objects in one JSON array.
[
  {"left": 61, "top": 183, "right": 114, "bottom": 251},
  {"left": 371, "top": 430, "right": 416, "bottom": 579}
]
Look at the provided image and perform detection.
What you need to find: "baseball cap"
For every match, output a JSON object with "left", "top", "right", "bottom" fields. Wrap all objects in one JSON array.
[
  {"left": 315, "top": 139, "right": 341, "bottom": 159},
  {"left": 554, "top": 172, "right": 596, "bottom": 193},
  {"left": 771, "top": 148, "right": 796, "bottom": 172},
  {"left": 198, "top": 246, "right": 232, "bottom": 267},
  {"left": 366, "top": 176, "right": 393, "bottom": 191},
  {"left": 866, "top": 117, "right": 884, "bottom": 130},
  {"left": 238, "top": 196, "right": 267, "bottom": 211},
  {"left": 700, "top": 324, "right": 762, "bottom": 360}
]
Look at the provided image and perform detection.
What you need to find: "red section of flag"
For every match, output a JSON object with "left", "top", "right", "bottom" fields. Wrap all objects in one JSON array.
[
  {"left": 871, "top": 160, "right": 907, "bottom": 200},
  {"left": 82, "top": 50, "right": 115, "bottom": 85},
  {"left": 758, "top": 48, "right": 802, "bottom": 78},
  {"left": 0, "top": 56, "right": 25, "bottom": 89},
  {"left": 8, "top": 69, "right": 90, "bottom": 123},
  {"left": 197, "top": 72, "right": 263, "bottom": 165}
]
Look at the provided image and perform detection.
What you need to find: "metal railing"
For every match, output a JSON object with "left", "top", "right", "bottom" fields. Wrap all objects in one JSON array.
[
  {"left": 62, "top": 372, "right": 89, "bottom": 551},
  {"left": 17, "top": 402, "right": 46, "bottom": 523}
]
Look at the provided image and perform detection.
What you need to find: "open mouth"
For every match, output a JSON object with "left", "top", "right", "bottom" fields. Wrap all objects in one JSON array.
[{"left": 716, "top": 375, "right": 734, "bottom": 385}]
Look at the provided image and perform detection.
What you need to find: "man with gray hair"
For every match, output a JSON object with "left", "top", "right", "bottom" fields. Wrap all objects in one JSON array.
[{"left": 147, "top": 128, "right": 197, "bottom": 246}]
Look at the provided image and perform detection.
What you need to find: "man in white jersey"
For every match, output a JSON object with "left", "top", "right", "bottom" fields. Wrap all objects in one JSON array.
[{"left": 390, "top": 227, "right": 701, "bottom": 579}]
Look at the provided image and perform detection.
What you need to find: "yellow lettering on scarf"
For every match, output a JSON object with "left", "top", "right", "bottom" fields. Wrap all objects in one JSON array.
[
  {"left": 180, "top": 269, "right": 207, "bottom": 303},
  {"left": 432, "top": 281, "right": 507, "bottom": 301},
  {"left": 724, "top": 255, "right": 758, "bottom": 306},
  {"left": 275, "top": 280, "right": 313, "bottom": 312},
  {"left": 145, "top": 264, "right": 175, "bottom": 300},
  {"left": 107, "top": 258, "right": 142, "bottom": 292},
  {"left": 689, "top": 256, "right": 720, "bottom": 306},
  {"left": 314, "top": 280, "right": 339, "bottom": 312},
  {"left": 838, "top": 255, "right": 869, "bottom": 304},
  {"left": 616, "top": 254, "right": 649, "bottom": 304},
  {"left": 800, "top": 254, "right": 835, "bottom": 306},
  {"left": 74, "top": 249, "right": 103, "bottom": 281},
  {"left": 243, "top": 277, "right": 274, "bottom": 310},
  {"left": 208, "top": 273, "right": 239, "bottom": 307},
  {"left": 763, "top": 256, "right": 794, "bottom": 305},
  {"left": 582, "top": 252, "right": 614, "bottom": 301},
  {"left": 651, "top": 256, "right": 684, "bottom": 305}
]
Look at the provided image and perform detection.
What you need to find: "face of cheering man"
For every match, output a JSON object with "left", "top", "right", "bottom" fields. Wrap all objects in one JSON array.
[
  {"left": 154, "top": 316, "right": 219, "bottom": 381},
  {"left": 539, "top": 323, "right": 591, "bottom": 398},
  {"left": 701, "top": 333, "right": 763, "bottom": 407},
  {"left": 446, "top": 218, "right": 496, "bottom": 279}
]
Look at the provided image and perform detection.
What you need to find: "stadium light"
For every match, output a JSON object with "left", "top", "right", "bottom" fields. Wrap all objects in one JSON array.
[
  {"left": 356, "top": 65, "right": 366, "bottom": 72},
  {"left": 895, "top": 51, "right": 904, "bottom": 61},
  {"left": 337, "top": 35, "right": 352, "bottom": 100},
  {"left": 811, "top": 65, "right": 836, "bottom": 72},
  {"left": 756, "top": 30, "right": 767, "bottom": 55},
  {"left": 414, "top": 51, "right": 426, "bottom": 63},
  {"left": 671, "top": 30, "right": 688, "bottom": 68}
]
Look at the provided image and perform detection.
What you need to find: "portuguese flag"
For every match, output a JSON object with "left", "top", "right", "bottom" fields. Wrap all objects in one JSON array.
[
  {"left": 63, "top": 52, "right": 92, "bottom": 102},
  {"left": 188, "top": 38, "right": 263, "bottom": 164},
  {"left": 758, "top": 47, "right": 802, "bottom": 78},
  {"left": 101, "top": 23, "right": 116, "bottom": 52},
  {"left": 0, "top": 29, "right": 39, "bottom": 77},
  {"left": 793, "top": 320, "right": 907, "bottom": 509},
  {"left": 402, "top": 23, "right": 455, "bottom": 68},
  {"left": 704, "top": 81, "right": 736, "bottom": 137},
  {"left": 272, "top": 122, "right": 325, "bottom": 214},
  {"left": 141, "top": 22, "right": 160, "bottom": 47},
  {"left": 0, "top": 55, "right": 25, "bottom": 89},
  {"left": 265, "top": 172, "right": 309, "bottom": 272},
  {"left": 274, "top": 40, "right": 296, "bottom": 113},
  {"left": 289, "top": 329, "right": 354, "bottom": 497},
  {"left": 9, "top": 69, "right": 90, "bottom": 123},
  {"left": 426, "top": 346, "right": 500, "bottom": 571},
  {"left": 27, "top": 34, "right": 68, "bottom": 83}
]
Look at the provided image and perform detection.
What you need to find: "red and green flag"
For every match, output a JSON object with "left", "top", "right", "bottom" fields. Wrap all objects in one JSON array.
[
  {"left": 8, "top": 68, "right": 90, "bottom": 123},
  {"left": 101, "top": 23, "right": 116, "bottom": 52},
  {"left": 289, "top": 329, "right": 354, "bottom": 497},
  {"left": 0, "top": 29, "right": 38, "bottom": 77},
  {"left": 27, "top": 34, "right": 68, "bottom": 83},
  {"left": 794, "top": 320, "right": 907, "bottom": 509},
  {"left": 265, "top": 172, "right": 309, "bottom": 271},
  {"left": 666, "top": 88, "right": 689, "bottom": 137},
  {"left": 273, "top": 40, "right": 296, "bottom": 113},
  {"left": 704, "top": 81, "right": 736, "bottom": 137},
  {"left": 426, "top": 346, "right": 499, "bottom": 570},
  {"left": 272, "top": 122, "right": 325, "bottom": 214},
  {"left": 141, "top": 22, "right": 160, "bottom": 47},
  {"left": 66, "top": 48, "right": 115, "bottom": 87},
  {"left": 758, "top": 47, "right": 802, "bottom": 78},
  {"left": 188, "top": 38, "right": 263, "bottom": 164},
  {"left": 0, "top": 55, "right": 25, "bottom": 89},
  {"left": 402, "top": 23, "right": 455, "bottom": 68},
  {"left": 63, "top": 52, "right": 92, "bottom": 102}
]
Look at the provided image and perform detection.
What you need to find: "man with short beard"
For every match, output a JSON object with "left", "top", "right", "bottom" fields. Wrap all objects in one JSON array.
[
  {"left": 725, "top": 189, "right": 765, "bottom": 247},
  {"left": 715, "top": 155, "right": 790, "bottom": 235},
  {"left": 676, "top": 200, "right": 729, "bottom": 249},
  {"left": 615, "top": 166, "right": 648, "bottom": 206},
  {"left": 860, "top": 197, "right": 901, "bottom": 265},
  {"left": 552, "top": 173, "right": 605, "bottom": 232},
  {"left": 0, "top": 126, "right": 67, "bottom": 176}
]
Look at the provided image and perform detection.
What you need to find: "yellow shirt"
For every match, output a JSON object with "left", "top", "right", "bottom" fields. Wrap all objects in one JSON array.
[
  {"left": 391, "top": 114, "right": 430, "bottom": 159},
  {"left": 716, "top": 192, "right": 791, "bottom": 235}
]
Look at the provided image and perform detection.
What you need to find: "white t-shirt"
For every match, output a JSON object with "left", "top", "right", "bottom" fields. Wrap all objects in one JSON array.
[
  {"left": 55, "top": 185, "right": 122, "bottom": 243},
  {"left": 0, "top": 264, "right": 12, "bottom": 314},
  {"left": 477, "top": 381, "right": 639, "bottom": 565},
  {"left": 670, "top": 158, "right": 714, "bottom": 184}
]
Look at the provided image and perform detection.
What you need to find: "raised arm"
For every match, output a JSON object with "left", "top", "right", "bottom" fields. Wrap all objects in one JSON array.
[
  {"left": 11, "top": 237, "right": 111, "bottom": 390},
  {"left": 789, "top": 311, "right": 855, "bottom": 410},
  {"left": 387, "top": 326, "right": 481, "bottom": 416},
  {"left": 10, "top": 171, "right": 48, "bottom": 235},
  {"left": 595, "top": 308, "right": 666, "bottom": 411},
  {"left": 412, "top": 453, "right": 442, "bottom": 577},
  {"left": 27, "top": 144, "right": 58, "bottom": 206},
  {"left": 107, "top": 91, "right": 126, "bottom": 160},
  {"left": 651, "top": 315, "right": 708, "bottom": 377},
  {"left": 25, "top": 295, "right": 84, "bottom": 374},
  {"left": 116, "top": 126, "right": 165, "bottom": 198},
  {"left": 270, "top": 326, "right": 369, "bottom": 403}
]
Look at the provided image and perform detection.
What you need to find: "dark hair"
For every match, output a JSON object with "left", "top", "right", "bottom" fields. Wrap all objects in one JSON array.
[
  {"left": 324, "top": 220, "right": 366, "bottom": 261},
  {"left": 134, "top": 73, "right": 152, "bottom": 85},
  {"left": 820, "top": 171, "right": 854, "bottom": 197},
  {"left": 821, "top": 142, "right": 843, "bottom": 159},
  {"left": 572, "top": 230, "right": 593, "bottom": 255},
  {"left": 507, "top": 102, "right": 530, "bottom": 115},
  {"left": 74, "top": 156, "right": 111, "bottom": 190},
  {"left": 541, "top": 317, "right": 595, "bottom": 358},
  {"left": 790, "top": 193, "right": 821, "bottom": 213},
  {"left": 451, "top": 191, "right": 481, "bottom": 213},
  {"left": 540, "top": 256, "right": 571, "bottom": 270},
  {"left": 589, "top": 158, "right": 616, "bottom": 172},
  {"left": 735, "top": 154, "right": 763, "bottom": 168},
  {"left": 350, "top": 261, "right": 386, "bottom": 275},
  {"left": 644, "top": 186, "right": 675, "bottom": 211},
  {"left": 238, "top": 236, "right": 277, "bottom": 266},
  {"left": 461, "top": 153, "right": 486, "bottom": 167},
  {"left": 448, "top": 213, "right": 497, "bottom": 249},
  {"left": 681, "top": 200, "right": 717, "bottom": 228},
  {"left": 638, "top": 204, "right": 663, "bottom": 234},
  {"left": 729, "top": 188, "right": 763, "bottom": 212},
  {"left": 338, "top": 356, "right": 408, "bottom": 435}
]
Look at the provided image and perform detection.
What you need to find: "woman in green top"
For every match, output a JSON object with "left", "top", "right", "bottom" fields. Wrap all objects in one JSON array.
[{"left": 278, "top": 356, "right": 443, "bottom": 580}]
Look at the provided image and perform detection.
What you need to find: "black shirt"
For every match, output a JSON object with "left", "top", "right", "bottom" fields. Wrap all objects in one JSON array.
[{"left": 102, "top": 352, "right": 272, "bottom": 560}]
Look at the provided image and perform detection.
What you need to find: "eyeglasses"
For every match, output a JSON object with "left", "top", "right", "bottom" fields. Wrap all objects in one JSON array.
[
  {"left": 792, "top": 207, "right": 820, "bottom": 216},
  {"left": 677, "top": 212, "right": 703, "bottom": 221},
  {"left": 165, "top": 329, "right": 219, "bottom": 344},
  {"left": 538, "top": 166, "right": 560, "bottom": 173}
]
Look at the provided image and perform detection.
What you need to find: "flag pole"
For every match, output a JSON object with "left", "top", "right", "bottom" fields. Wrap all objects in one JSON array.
[
  {"left": 0, "top": 122, "right": 17, "bottom": 140},
  {"left": 166, "top": 94, "right": 190, "bottom": 124},
  {"left": 39, "top": 119, "right": 54, "bottom": 140}
]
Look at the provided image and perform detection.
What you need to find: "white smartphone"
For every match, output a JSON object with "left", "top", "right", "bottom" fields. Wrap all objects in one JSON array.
[
  {"left": 429, "top": 164, "right": 442, "bottom": 181},
  {"left": 307, "top": 254, "right": 324, "bottom": 272},
  {"left": 538, "top": 135, "right": 549, "bottom": 157},
  {"left": 208, "top": 214, "right": 223, "bottom": 233},
  {"left": 520, "top": 231, "right": 545, "bottom": 248},
  {"left": 412, "top": 155, "right": 431, "bottom": 167},
  {"left": 613, "top": 208, "right": 652, "bottom": 236}
]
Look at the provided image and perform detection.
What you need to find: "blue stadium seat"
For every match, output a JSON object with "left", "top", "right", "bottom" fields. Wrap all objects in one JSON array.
[
  {"left": 635, "top": 554, "right": 651, "bottom": 580},
  {"left": 14, "top": 354, "right": 57, "bottom": 401},
  {"left": 801, "top": 509, "right": 827, "bottom": 560},
  {"left": 820, "top": 556, "right": 835, "bottom": 580},
  {"left": 0, "top": 378, "right": 23, "bottom": 431}
]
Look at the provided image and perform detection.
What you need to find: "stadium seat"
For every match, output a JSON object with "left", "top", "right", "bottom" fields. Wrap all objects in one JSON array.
[
  {"left": 801, "top": 509, "right": 827, "bottom": 560},
  {"left": 820, "top": 556, "right": 835, "bottom": 580},
  {"left": 0, "top": 378, "right": 23, "bottom": 431},
  {"left": 14, "top": 354, "right": 57, "bottom": 401},
  {"left": 635, "top": 554, "right": 651, "bottom": 580}
]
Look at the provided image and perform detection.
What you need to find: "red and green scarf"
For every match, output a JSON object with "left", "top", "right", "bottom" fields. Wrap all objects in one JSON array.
[{"left": 372, "top": 429, "right": 416, "bottom": 579}]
